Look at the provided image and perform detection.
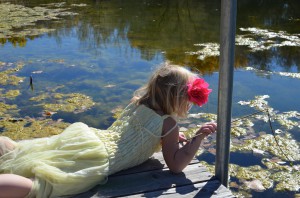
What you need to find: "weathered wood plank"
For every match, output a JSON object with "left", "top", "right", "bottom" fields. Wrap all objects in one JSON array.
[
  {"left": 129, "top": 179, "right": 235, "bottom": 198},
  {"left": 76, "top": 163, "right": 213, "bottom": 197},
  {"left": 113, "top": 152, "right": 199, "bottom": 176},
  {"left": 73, "top": 152, "right": 234, "bottom": 198}
]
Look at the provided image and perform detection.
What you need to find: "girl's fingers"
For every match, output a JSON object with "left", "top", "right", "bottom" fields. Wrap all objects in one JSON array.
[
  {"left": 179, "top": 132, "right": 187, "bottom": 141},
  {"left": 198, "top": 123, "right": 217, "bottom": 136},
  {"left": 202, "top": 125, "right": 216, "bottom": 132}
]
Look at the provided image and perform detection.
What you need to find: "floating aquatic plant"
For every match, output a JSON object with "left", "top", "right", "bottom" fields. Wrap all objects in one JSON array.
[
  {"left": 71, "top": 4, "right": 88, "bottom": 7},
  {"left": 238, "top": 27, "right": 300, "bottom": 52},
  {"left": 0, "top": 116, "right": 70, "bottom": 140},
  {"left": 0, "top": 2, "right": 77, "bottom": 39},
  {"left": 188, "top": 112, "right": 217, "bottom": 122},
  {"left": 0, "top": 102, "right": 18, "bottom": 117},
  {"left": 110, "top": 106, "right": 124, "bottom": 119},
  {"left": 245, "top": 67, "right": 300, "bottom": 79},
  {"left": 185, "top": 43, "right": 220, "bottom": 60},
  {"left": 236, "top": 165, "right": 273, "bottom": 190},
  {"left": 0, "top": 90, "right": 20, "bottom": 99},
  {"left": 29, "top": 94, "right": 48, "bottom": 102},
  {"left": 0, "top": 62, "right": 25, "bottom": 85},
  {"left": 238, "top": 95, "right": 300, "bottom": 131},
  {"left": 270, "top": 170, "right": 300, "bottom": 192},
  {"left": 231, "top": 126, "right": 248, "bottom": 137},
  {"left": 195, "top": 94, "right": 300, "bottom": 194},
  {"left": 42, "top": 93, "right": 95, "bottom": 113},
  {"left": 232, "top": 134, "right": 300, "bottom": 161},
  {"left": 187, "top": 27, "right": 300, "bottom": 60},
  {"left": 261, "top": 158, "right": 293, "bottom": 172}
]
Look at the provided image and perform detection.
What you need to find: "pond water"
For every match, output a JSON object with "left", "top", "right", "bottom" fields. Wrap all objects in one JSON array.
[{"left": 0, "top": 0, "right": 300, "bottom": 197}]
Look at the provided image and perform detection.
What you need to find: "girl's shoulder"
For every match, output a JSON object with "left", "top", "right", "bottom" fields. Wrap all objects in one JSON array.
[{"left": 162, "top": 116, "right": 178, "bottom": 137}]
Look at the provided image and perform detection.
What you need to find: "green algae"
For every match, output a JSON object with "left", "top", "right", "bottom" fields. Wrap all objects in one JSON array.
[
  {"left": 262, "top": 158, "right": 293, "bottom": 172},
  {"left": 71, "top": 4, "right": 88, "bottom": 7},
  {"left": 201, "top": 161, "right": 273, "bottom": 193},
  {"left": 0, "top": 2, "right": 77, "bottom": 40},
  {"left": 270, "top": 171, "right": 300, "bottom": 192},
  {"left": 29, "top": 93, "right": 48, "bottom": 102},
  {"left": 0, "top": 117, "right": 70, "bottom": 140},
  {"left": 238, "top": 95, "right": 300, "bottom": 130},
  {"left": 232, "top": 134, "right": 300, "bottom": 161},
  {"left": 188, "top": 112, "right": 217, "bottom": 122},
  {"left": 196, "top": 94, "right": 300, "bottom": 193},
  {"left": 235, "top": 165, "right": 273, "bottom": 189},
  {"left": 0, "top": 62, "right": 25, "bottom": 85},
  {"left": 29, "top": 90, "right": 95, "bottom": 113},
  {"left": 187, "top": 27, "right": 300, "bottom": 61},
  {"left": 42, "top": 93, "right": 95, "bottom": 113},
  {"left": 0, "top": 62, "right": 23, "bottom": 116},
  {"left": 0, "top": 61, "right": 91, "bottom": 140},
  {"left": 0, "top": 90, "right": 20, "bottom": 99},
  {"left": 202, "top": 160, "right": 300, "bottom": 192},
  {"left": 186, "top": 43, "right": 220, "bottom": 60},
  {"left": 231, "top": 126, "right": 248, "bottom": 137},
  {"left": 238, "top": 27, "right": 300, "bottom": 51},
  {"left": 246, "top": 67, "right": 300, "bottom": 79},
  {"left": 0, "top": 102, "right": 18, "bottom": 117},
  {"left": 111, "top": 106, "right": 125, "bottom": 119}
]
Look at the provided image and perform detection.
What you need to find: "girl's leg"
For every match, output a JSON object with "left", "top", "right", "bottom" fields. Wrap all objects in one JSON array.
[
  {"left": 0, "top": 136, "right": 16, "bottom": 156},
  {"left": 0, "top": 174, "right": 33, "bottom": 198}
]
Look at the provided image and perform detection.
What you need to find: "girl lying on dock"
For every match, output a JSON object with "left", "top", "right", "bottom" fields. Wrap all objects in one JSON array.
[{"left": 0, "top": 62, "right": 216, "bottom": 198}]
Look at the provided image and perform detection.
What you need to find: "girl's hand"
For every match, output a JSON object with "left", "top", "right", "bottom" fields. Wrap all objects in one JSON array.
[
  {"left": 178, "top": 132, "right": 187, "bottom": 142},
  {"left": 196, "top": 122, "right": 217, "bottom": 138}
]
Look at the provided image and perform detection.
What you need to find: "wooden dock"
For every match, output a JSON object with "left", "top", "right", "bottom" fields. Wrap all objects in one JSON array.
[{"left": 74, "top": 152, "right": 234, "bottom": 197}]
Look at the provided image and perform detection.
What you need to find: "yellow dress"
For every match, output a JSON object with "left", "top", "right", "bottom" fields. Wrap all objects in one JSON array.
[{"left": 0, "top": 104, "right": 170, "bottom": 198}]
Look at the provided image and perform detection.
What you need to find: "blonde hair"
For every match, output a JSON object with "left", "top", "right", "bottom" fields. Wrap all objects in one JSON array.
[{"left": 133, "top": 62, "right": 198, "bottom": 117}]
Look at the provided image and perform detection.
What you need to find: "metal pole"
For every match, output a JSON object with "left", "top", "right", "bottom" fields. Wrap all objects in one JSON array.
[{"left": 215, "top": 0, "right": 237, "bottom": 187}]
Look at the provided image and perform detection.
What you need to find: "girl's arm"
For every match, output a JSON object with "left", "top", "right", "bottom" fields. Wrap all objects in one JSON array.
[{"left": 161, "top": 117, "right": 216, "bottom": 173}]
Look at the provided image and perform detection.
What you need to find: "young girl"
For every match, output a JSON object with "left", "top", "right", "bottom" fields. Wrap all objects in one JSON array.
[{"left": 0, "top": 62, "right": 216, "bottom": 198}]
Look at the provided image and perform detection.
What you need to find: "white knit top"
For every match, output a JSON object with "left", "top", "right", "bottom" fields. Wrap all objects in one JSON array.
[{"left": 93, "top": 103, "right": 173, "bottom": 174}]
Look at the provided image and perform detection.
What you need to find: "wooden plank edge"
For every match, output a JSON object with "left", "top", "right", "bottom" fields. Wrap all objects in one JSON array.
[{"left": 127, "top": 179, "right": 235, "bottom": 198}]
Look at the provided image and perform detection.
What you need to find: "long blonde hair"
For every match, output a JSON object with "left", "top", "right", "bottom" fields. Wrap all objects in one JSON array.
[{"left": 133, "top": 62, "right": 198, "bottom": 117}]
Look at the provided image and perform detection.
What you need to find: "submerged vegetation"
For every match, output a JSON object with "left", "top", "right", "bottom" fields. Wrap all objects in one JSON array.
[
  {"left": 0, "top": 117, "right": 69, "bottom": 140},
  {"left": 191, "top": 94, "right": 300, "bottom": 195},
  {"left": 31, "top": 92, "right": 95, "bottom": 113},
  {"left": 0, "top": 61, "right": 95, "bottom": 139},
  {"left": 0, "top": 2, "right": 77, "bottom": 46},
  {"left": 0, "top": 62, "right": 25, "bottom": 85}
]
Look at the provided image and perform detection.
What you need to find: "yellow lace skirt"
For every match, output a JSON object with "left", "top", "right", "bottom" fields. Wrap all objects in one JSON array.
[{"left": 0, "top": 122, "right": 109, "bottom": 198}]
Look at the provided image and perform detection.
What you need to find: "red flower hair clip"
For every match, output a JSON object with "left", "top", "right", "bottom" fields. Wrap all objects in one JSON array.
[{"left": 187, "top": 78, "right": 212, "bottom": 106}]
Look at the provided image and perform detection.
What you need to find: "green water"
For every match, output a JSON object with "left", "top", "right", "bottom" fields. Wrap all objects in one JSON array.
[{"left": 0, "top": 0, "right": 300, "bottom": 197}]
